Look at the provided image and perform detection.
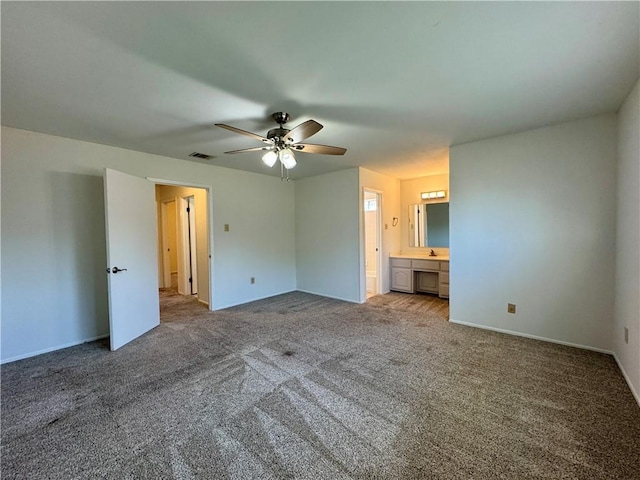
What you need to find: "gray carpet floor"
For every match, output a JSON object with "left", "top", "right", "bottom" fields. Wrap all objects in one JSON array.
[{"left": 2, "top": 290, "right": 639, "bottom": 479}]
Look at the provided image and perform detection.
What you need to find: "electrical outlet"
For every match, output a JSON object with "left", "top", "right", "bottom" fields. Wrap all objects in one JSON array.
[
  {"left": 507, "top": 303, "right": 516, "bottom": 314},
  {"left": 250, "top": 277, "right": 255, "bottom": 284},
  {"left": 624, "top": 327, "right": 629, "bottom": 344},
  {"left": 224, "top": 224, "right": 230, "bottom": 232}
]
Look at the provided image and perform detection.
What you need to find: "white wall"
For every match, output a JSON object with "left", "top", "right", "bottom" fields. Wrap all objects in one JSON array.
[
  {"left": 400, "top": 173, "right": 450, "bottom": 256},
  {"left": 359, "top": 168, "right": 401, "bottom": 300},
  {"left": 449, "top": 114, "right": 617, "bottom": 352},
  {"left": 614, "top": 78, "right": 640, "bottom": 402},
  {"left": 295, "top": 168, "right": 361, "bottom": 303},
  {"left": 1, "top": 126, "right": 296, "bottom": 362}
]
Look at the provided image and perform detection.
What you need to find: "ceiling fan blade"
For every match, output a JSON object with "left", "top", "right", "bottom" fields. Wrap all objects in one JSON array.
[
  {"left": 224, "top": 146, "right": 273, "bottom": 154},
  {"left": 292, "top": 143, "right": 347, "bottom": 155},
  {"left": 215, "top": 123, "right": 270, "bottom": 143},
  {"left": 284, "top": 120, "right": 323, "bottom": 143}
]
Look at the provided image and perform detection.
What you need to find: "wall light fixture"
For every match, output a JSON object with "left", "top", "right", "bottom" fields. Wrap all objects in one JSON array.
[{"left": 421, "top": 190, "right": 447, "bottom": 200}]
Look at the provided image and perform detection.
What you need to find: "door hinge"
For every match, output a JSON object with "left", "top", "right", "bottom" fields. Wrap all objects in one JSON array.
[
  {"left": 186, "top": 207, "right": 190, "bottom": 213},
  {"left": 188, "top": 277, "right": 192, "bottom": 283}
]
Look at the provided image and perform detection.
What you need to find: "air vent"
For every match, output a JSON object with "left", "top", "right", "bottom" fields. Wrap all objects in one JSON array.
[{"left": 189, "top": 152, "right": 214, "bottom": 160}]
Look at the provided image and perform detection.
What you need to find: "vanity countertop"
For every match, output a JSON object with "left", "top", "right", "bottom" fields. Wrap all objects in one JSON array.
[{"left": 390, "top": 254, "right": 450, "bottom": 261}]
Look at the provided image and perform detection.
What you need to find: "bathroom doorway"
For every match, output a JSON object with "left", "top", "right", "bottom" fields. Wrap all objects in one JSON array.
[{"left": 364, "top": 190, "right": 382, "bottom": 298}]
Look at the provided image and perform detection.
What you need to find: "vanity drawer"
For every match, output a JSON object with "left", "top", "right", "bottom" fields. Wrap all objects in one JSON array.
[
  {"left": 440, "top": 261, "right": 449, "bottom": 272},
  {"left": 390, "top": 258, "right": 412, "bottom": 268},
  {"left": 440, "top": 272, "right": 450, "bottom": 284},
  {"left": 412, "top": 259, "right": 440, "bottom": 271}
]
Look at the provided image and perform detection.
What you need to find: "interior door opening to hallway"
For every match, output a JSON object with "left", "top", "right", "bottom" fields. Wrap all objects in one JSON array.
[
  {"left": 156, "top": 184, "right": 210, "bottom": 309},
  {"left": 104, "top": 169, "right": 213, "bottom": 352}
]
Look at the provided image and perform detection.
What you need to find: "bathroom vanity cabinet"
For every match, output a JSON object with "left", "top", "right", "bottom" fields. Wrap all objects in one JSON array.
[{"left": 390, "top": 256, "right": 449, "bottom": 298}]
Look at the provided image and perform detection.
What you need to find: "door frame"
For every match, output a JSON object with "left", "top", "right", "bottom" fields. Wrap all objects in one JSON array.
[
  {"left": 178, "top": 195, "right": 198, "bottom": 296},
  {"left": 361, "top": 187, "right": 383, "bottom": 302},
  {"left": 148, "top": 177, "right": 214, "bottom": 311}
]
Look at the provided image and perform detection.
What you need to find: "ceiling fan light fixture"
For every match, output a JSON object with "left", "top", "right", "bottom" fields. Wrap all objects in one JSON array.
[
  {"left": 216, "top": 113, "right": 346, "bottom": 180},
  {"left": 262, "top": 150, "right": 278, "bottom": 167},
  {"left": 279, "top": 149, "right": 297, "bottom": 169}
]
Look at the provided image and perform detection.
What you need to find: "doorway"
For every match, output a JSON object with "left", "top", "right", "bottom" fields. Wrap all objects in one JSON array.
[
  {"left": 160, "top": 200, "right": 178, "bottom": 289},
  {"left": 156, "top": 184, "right": 210, "bottom": 309},
  {"left": 364, "top": 190, "right": 382, "bottom": 298}
]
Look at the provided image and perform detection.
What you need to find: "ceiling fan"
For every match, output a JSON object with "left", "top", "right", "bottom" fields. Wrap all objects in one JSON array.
[{"left": 216, "top": 112, "right": 346, "bottom": 180}]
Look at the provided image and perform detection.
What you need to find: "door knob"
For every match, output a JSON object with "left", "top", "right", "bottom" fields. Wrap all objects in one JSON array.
[{"left": 111, "top": 267, "right": 128, "bottom": 274}]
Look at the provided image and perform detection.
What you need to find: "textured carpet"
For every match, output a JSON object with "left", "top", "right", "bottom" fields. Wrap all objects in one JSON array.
[{"left": 2, "top": 290, "right": 639, "bottom": 479}]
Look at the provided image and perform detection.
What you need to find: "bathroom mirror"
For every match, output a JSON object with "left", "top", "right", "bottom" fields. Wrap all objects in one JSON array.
[{"left": 409, "top": 202, "right": 449, "bottom": 248}]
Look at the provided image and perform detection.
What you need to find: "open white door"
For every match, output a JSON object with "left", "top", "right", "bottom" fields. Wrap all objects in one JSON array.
[{"left": 104, "top": 169, "right": 160, "bottom": 351}]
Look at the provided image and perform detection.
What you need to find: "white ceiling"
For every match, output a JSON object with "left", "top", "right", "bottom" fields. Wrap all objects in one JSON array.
[{"left": 2, "top": 2, "right": 638, "bottom": 180}]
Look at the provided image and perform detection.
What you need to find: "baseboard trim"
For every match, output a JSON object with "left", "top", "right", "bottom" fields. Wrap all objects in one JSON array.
[
  {"left": 448, "top": 319, "right": 613, "bottom": 355},
  {"left": 296, "top": 289, "right": 362, "bottom": 304},
  {"left": 613, "top": 353, "right": 640, "bottom": 408},
  {"left": 197, "top": 298, "right": 209, "bottom": 307},
  {"left": 1, "top": 334, "right": 109, "bottom": 365}
]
